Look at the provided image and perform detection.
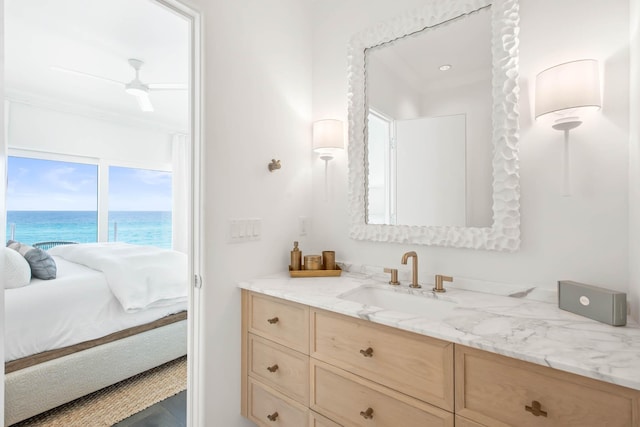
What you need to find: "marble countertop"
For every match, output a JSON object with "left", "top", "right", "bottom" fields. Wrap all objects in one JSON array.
[{"left": 238, "top": 269, "right": 640, "bottom": 391}]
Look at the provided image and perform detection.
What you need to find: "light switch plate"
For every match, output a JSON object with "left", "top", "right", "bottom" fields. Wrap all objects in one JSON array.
[{"left": 228, "top": 218, "right": 261, "bottom": 243}]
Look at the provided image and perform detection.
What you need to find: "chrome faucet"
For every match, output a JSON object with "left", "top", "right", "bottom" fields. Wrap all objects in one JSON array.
[{"left": 401, "top": 251, "right": 420, "bottom": 288}]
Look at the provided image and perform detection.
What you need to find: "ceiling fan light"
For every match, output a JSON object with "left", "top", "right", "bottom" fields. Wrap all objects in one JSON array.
[
  {"left": 125, "top": 80, "right": 149, "bottom": 97},
  {"left": 125, "top": 86, "right": 147, "bottom": 97}
]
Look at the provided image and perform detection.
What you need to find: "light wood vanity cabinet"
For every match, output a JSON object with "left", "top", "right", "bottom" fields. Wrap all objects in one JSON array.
[
  {"left": 247, "top": 292, "right": 309, "bottom": 354},
  {"left": 455, "top": 345, "right": 640, "bottom": 427},
  {"left": 311, "top": 359, "right": 453, "bottom": 426},
  {"left": 241, "top": 290, "right": 640, "bottom": 427},
  {"left": 310, "top": 308, "right": 454, "bottom": 411},
  {"left": 248, "top": 334, "right": 309, "bottom": 404},
  {"left": 243, "top": 292, "right": 310, "bottom": 427}
]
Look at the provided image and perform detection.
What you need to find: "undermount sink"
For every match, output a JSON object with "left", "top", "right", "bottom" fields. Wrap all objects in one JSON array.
[{"left": 338, "top": 286, "right": 457, "bottom": 318}]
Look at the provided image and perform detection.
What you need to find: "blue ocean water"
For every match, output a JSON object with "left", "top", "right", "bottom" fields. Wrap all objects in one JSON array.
[{"left": 6, "top": 211, "right": 172, "bottom": 249}]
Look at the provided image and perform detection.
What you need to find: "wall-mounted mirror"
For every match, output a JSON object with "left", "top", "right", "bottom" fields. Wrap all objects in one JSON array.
[{"left": 347, "top": 0, "right": 521, "bottom": 251}]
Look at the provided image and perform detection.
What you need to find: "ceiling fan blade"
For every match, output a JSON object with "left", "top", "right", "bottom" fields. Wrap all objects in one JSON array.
[
  {"left": 135, "top": 93, "right": 154, "bottom": 112},
  {"left": 51, "top": 66, "right": 126, "bottom": 86},
  {"left": 148, "top": 83, "right": 188, "bottom": 90}
]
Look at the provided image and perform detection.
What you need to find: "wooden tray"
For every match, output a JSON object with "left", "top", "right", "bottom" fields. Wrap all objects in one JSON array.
[{"left": 289, "top": 265, "right": 342, "bottom": 278}]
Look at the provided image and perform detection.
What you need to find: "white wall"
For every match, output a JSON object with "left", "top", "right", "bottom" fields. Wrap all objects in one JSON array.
[
  {"left": 629, "top": 0, "right": 640, "bottom": 321},
  {"left": 312, "top": 0, "right": 630, "bottom": 291},
  {"left": 7, "top": 102, "right": 173, "bottom": 167},
  {"left": 190, "top": 0, "right": 313, "bottom": 426}
]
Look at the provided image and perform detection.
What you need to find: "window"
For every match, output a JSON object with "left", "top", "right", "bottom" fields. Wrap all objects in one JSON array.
[
  {"left": 367, "top": 110, "right": 395, "bottom": 224},
  {"left": 6, "top": 154, "right": 173, "bottom": 249},
  {"left": 6, "top": 156, "right": 98, "bottom": 245},
  {"left": 108, "top": 166, "right": 172, "bottom": 249}
]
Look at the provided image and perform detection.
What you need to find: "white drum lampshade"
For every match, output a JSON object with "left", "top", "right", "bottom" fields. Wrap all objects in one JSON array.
[
  {"left": 535, "top": 59, "right": 601, "bottom": 130},
  {"left": 313, "top": 119, "right": 344, "bottom": 161},
  {"left": 534, "top": 59, "right": 602, "bottom": 197}
]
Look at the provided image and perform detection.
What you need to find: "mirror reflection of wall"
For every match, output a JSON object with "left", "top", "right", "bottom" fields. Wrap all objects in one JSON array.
[{"left": 365, "top": 5, "right": 493, "bottom": 228}]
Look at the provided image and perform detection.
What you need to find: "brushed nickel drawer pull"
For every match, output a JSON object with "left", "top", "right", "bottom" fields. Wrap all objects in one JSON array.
[
  {"left": 360, "top": 407, "right": 374, "bottom": 419},
  {"left": 525, "top": 400, "right": 548, "bottom": 417},
  {"left": 267, "top": 364, "right": 279, "bottom": 373},
  {"left": 359, "top": 347, "right": 374, "bottom": 357},
  {"left": 267, "top": 317, "right": 279, "bottom": 324},
  {"left": 267, "top": 411, "right": 279, "bottom": 421}
]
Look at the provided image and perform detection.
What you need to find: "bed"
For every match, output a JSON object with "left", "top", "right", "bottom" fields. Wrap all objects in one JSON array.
[{"left": 3, "top": 242, "right": 188, "bottom": 425}]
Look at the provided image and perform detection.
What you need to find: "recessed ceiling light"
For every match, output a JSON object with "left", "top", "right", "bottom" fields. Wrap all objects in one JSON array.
[{"left": 439, "top": 64, "right": 452, "bottom": 71}]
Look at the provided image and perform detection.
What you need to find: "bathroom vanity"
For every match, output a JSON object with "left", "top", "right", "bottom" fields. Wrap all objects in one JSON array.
[{"left": 239, "top": 272, "right": 640, "bottom": 426}]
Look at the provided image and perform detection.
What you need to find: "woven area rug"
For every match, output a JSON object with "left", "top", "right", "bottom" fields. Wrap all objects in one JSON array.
[{"left": 12, "top": 356, "right": 187, "bottom": 427}]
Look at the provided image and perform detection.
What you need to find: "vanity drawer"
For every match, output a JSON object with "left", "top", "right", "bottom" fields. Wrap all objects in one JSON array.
[
  {"left": 248, "top": 292, "right": 309, "bottom": 354},
  {"left": 248, "top": 377, "right": 308, "bottom": 427},
  {"left": 249, "top": 333, "right": 309, "bottom": 404},
  {"left": 310, "top": 308, "right": 454, "bottom": 410},
  {"left": 310, "top": 359, "right": 453, "bottom": 427},
  {"left": 309, "top": 410, "right": 342, "bottom": 427},
  {"left": 455, "top": 345, "right": 640, "bottom": 427}
]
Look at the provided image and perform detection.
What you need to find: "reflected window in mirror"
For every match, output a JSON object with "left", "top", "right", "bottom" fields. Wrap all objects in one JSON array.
[{"left": 367, "top": 109, "right": 394, "bottom": 225}]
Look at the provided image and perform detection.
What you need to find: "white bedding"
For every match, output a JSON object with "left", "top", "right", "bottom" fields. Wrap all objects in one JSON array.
[
  {"left": 5, "top": 256, "right": 187, "bottom": 362},
  {"left": 49, "top": 242, "right": 188, "bottom": 312}
]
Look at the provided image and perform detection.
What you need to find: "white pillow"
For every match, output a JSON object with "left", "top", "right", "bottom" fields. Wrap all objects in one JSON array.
[{"left": 3, "top": 247, "right": 32, "bottom": 289}]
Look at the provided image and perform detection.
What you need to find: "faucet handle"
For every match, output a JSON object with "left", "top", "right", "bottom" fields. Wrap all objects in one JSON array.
[
  {"left": 434, "top": 274, "right": 453, "bottom": 293},
  {"left": 383, "top": 268, "right": 400, "bottom": 286}
]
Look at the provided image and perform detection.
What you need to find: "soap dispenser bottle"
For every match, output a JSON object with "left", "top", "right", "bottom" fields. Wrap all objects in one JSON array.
[{"left": 290, "top": 241, "right": 302, "bottom": 270}]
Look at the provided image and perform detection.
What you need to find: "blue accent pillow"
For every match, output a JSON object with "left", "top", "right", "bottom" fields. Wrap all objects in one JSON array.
[{"left": 6, "top": 240, "right": 57, "bottom": 280}]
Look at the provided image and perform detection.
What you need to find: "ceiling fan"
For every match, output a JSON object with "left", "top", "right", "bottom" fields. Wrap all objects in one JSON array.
[{"left": 51, "top": 58, "right": 187, "bottom": 112}]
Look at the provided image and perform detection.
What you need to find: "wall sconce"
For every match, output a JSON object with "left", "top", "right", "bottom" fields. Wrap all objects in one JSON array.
[
  {"left": 313, "top": 119, "right": 344, "bottom": 161},
  {"left": 313, "top": 119, "right": 344, "bottom": 200},
  {"left": 535, "top": 59, "right": 602, "bottom": 196}
]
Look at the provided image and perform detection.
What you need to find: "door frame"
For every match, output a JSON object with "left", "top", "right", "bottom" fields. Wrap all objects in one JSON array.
[{"left": 147, "top": 1, "right": 205, "bottom": 425}]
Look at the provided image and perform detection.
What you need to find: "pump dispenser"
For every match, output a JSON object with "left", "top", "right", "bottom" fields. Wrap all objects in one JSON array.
[{"left": 290, "top": 241, "right": 302, "bottom": 270}]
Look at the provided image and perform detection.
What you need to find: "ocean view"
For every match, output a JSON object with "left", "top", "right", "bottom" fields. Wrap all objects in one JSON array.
[{"left": 6, "top": 211, "right": 172, "bottom": 249}]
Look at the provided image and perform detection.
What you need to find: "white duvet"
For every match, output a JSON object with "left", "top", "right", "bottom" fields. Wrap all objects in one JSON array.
[
  {"left": 5, "top": 256, "right": 187, "bottom": 362},
  {"left": 50, "top": 242, "right": 188, "bottom": 312}
]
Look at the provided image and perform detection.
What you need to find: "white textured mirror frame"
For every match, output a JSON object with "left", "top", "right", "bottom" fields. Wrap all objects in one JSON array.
[{"left": 347, "top": 0, "right": 521, "bottom": 252}]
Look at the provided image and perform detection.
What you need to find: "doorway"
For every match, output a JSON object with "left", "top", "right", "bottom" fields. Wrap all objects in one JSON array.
[{"left": 2, "top": 0, "right": 202, "bottom": 424}]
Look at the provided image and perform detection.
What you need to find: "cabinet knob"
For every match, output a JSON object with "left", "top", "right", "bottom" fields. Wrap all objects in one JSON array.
[
  {"left": 525, "top": 400, "right": 548, "bottom": 417},
  {"left": 267, "top": 317, "right": 279, "bottom": 324},
  {"left": 267, "top": 411, "right": 279, "bottom": 421},
  {"left": 359, "top": 347, "right": 374, "bottom": 357},
  {"left": 359, "top": 407, "right": 374, "bottom": 419},
  {"left": 267, "top": 364, "right": 279, "bottom": 373}
]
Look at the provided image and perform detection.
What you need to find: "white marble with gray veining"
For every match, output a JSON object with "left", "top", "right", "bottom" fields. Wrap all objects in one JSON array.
[{"left": 238, "top": 270, "right": 640, "bottom": 391}]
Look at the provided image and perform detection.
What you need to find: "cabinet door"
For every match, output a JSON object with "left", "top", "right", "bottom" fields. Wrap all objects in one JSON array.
[
  {"left": 311, "top": 308, "right": 454, "bottom": 410},
  {"left": 455, "top": 345, "right": 640, "bottom": 427},
  {"left": 248, "top": 377, "right": 308, "bottom": 427},
  {"left": 311, "top": 359, "right": 454, "bottom": 427}
]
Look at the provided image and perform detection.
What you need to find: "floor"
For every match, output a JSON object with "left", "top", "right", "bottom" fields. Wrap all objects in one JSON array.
[{"left": 113, "top": 391, "right": 186, "bottom": 427}]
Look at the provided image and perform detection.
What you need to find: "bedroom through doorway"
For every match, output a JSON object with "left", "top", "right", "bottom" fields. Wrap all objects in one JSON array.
[{"left": 2, "top": 0, "right": 202, "bottom": 425}]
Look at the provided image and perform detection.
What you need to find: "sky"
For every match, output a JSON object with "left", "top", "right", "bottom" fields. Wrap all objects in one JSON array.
[{"left": 7, "top": 156, "right": 172, "bottom": 211}]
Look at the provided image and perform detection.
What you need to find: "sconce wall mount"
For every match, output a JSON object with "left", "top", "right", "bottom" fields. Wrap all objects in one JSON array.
[{"left": 535, "top": 59, "right": 602, "bottom": 196}]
